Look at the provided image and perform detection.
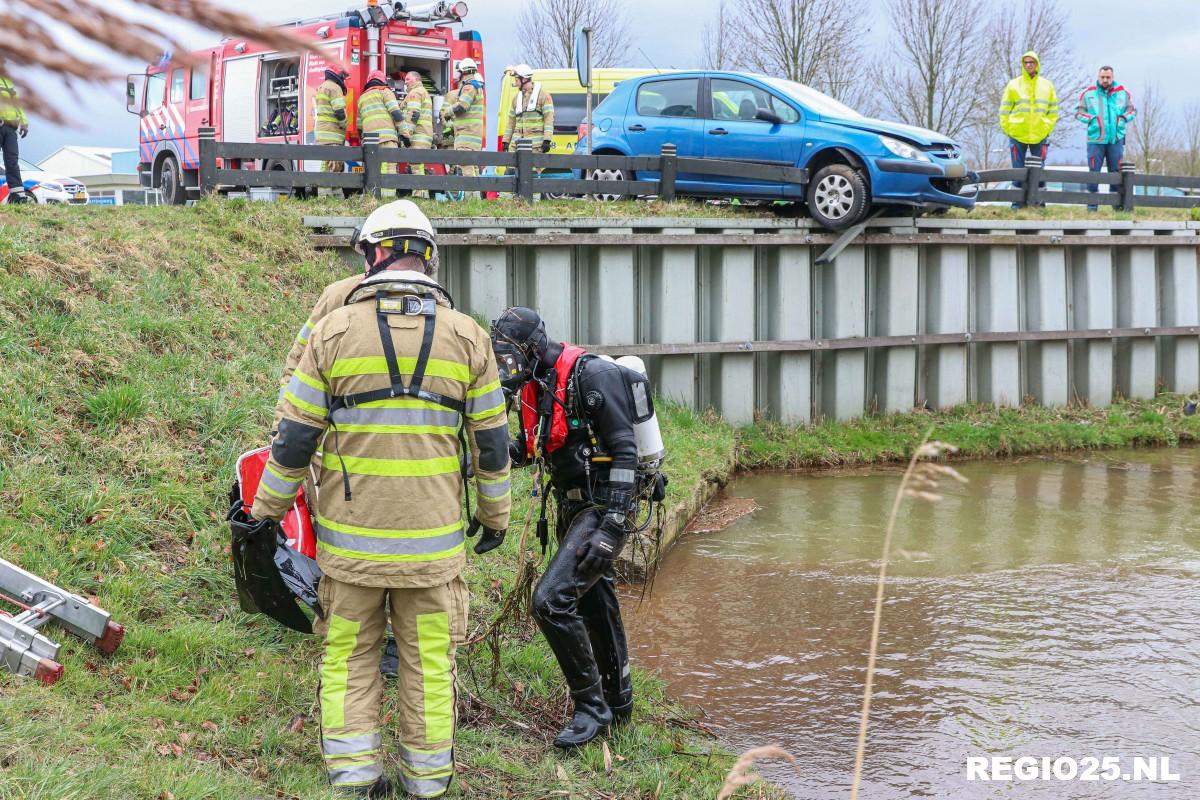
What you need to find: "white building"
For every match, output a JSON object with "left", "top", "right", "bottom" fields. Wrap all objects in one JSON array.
[{"left": 37, "top": 147, "right": 156, "bottom": 205}]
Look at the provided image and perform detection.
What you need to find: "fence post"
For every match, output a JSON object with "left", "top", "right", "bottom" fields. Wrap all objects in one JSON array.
[
  {"left": 515, "top": 139, "right": 534, "bottom": 202},
  {"left": 1023, "top": 155, "right": 1043, "bottom": 207},
  {"left": 360, "top": 132, "right": 381, "bottom": 198},
  {"left": 659, "top": 143, "right": 677, "bottom": 203},
  {"left": 198, "top": 127, "right": 217, "bottom": 195},
  {"left": 1120, "top": 161, "right": 1137, "bottom": 211}
]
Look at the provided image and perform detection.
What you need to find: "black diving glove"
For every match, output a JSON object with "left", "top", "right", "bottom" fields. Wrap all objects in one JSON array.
[
  {"left": 540, "top": 139, "right": 552, "bottom": 153},
  {"left": 466, "top": 515, "right": 506, "bottom": 554},
  {"left": 576, "top": 516, "right": 625, "bottom": 577}
]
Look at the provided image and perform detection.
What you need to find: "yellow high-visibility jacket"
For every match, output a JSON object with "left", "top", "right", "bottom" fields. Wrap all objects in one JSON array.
[{"left": 999, "top": 51, "right": 1059, "bottom": 145}]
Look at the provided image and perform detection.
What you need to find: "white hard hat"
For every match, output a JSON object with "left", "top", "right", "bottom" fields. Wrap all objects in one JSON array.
[
  {"left": 512, "top": 63, "right": 533, "bottom": 80},
  {"left": 350, "top": 199, "right": 439, "bottom": 276},
  {"left": 458, "top": 57, "right": 478, "bottom": 74}
]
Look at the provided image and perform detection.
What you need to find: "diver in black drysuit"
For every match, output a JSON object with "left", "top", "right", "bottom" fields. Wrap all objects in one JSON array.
[{"left": 491, "top": 307, "right": 639, "bottom": 749}]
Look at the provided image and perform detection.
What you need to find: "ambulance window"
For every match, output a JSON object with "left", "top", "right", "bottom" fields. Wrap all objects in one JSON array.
[
  {"left": 146, "top": 73, "right": 166, "bottom": 112},
  {"left": 170, "top": 69, "right": 185, "bottom": 103},
  {"left": 190, "top": 67, "right": 208, "bottom": 100}
]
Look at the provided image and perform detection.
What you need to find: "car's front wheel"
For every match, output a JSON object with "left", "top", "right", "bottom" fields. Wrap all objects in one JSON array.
[{"left": 807, "top": 164, "right": 868, "bottom": 230}]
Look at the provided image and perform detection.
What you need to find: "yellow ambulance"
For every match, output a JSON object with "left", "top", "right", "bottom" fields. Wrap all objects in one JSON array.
[{"left": 496, "top": 68, "right": 659, "bottom": 153}]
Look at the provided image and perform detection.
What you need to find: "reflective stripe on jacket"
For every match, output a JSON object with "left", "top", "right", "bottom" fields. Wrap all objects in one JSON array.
[
  {"left": 315, "top": 79, "right": 348, "bottom": 145},
  {"left": 357, "top": 86, "right": 402, "bottom": 144},
  {"left": 998, "top": 51, "right": 1059, "bottom": 145},
  {"left": 254, "top": 275, "right": 511, "bottom": 588},
  {"left": 505, "top": 84, "right": 555, "bottom": 147},
  {"left": 1075, "top": 84, "right": 1136, "bottom": 144},
  {"left": 0, "top": 77, "right": 27, "bottom": 127},
  {"left": 399, "top": 85, "right": 434, "bottom": 147}
]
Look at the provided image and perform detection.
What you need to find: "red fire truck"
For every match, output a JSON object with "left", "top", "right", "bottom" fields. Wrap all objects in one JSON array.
[{"left": 126, "top": 1, "right": 483, "bottom": 204}]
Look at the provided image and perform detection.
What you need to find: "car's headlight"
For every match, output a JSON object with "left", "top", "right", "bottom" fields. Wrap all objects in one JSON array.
[
  {"left": 40, "top": 182, "right": 63, "bottom": 192},
  {"left": 879, "top": 136, "right": 930, "bottom": 162}
]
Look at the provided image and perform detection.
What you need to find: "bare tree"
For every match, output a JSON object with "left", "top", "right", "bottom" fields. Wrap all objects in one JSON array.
[
  {"left": 724, "top": 0, "right": 871, "bottom": 101},
  {"left": 959, "top": 0, "right": 1079, "bottom": 166},
  {"left": 701, "top": 0, "right": 736, "bottom": 71},
  {"left": 872, "top": 0, "right": 987, "bottom": 140},
  {"left": 515, "top": 0, "right": 635, "bottom": 70},
  {"left": 1, "top": 0, "right": 315, "bottom": 121},
  {"left": 1177, "top": 101, "right": 1200, "bottom": 176},
  {"left": 1128, "top": 82, "right": 1177, "bottom": 174}
]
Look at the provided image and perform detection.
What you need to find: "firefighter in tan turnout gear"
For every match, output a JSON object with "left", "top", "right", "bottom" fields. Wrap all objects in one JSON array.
[
  {"left": 504, "top": 64, "right": 554, "bottom": 153},
  {"left": 315, "top": 67, "right": 350, "bottom": 172},
  {"left": 398, "top": 71, "right": 434, "bottom": 199},
  {"left": 443, "top": 58, "right": 484, "bottom": 188},
  {"left": 357, "top": 70, "right": 405, "bottom": 193},
  {"left": 251, "top": 200, "right": 512, "bottom": 797}
]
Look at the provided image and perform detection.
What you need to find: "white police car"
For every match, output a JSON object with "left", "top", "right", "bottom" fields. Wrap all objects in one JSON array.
[{"left": 0, "top": 158, "right": 89, "bottom": 204}]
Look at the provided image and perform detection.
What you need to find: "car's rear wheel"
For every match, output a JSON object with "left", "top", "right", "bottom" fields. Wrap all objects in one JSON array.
[
  {"left": 807, "top": 163, "right": 868, "bottom": 230},
  {"left": 588, "top": 168, "right": 628, "bottom": 202}
]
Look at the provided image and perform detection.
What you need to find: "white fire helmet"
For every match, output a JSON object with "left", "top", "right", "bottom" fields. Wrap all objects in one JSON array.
[
  {"left": 350, "top": 199, "right": 440, "bottom": 277},
  {"left": 511, "top": 63, "right": 534, "bottom": 80},
  {"left": 457, "top": 57, "right": 478, "bottom": 75}
]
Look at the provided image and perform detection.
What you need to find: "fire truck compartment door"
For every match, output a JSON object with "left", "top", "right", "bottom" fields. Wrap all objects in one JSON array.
[
  {"left": 385, "top": 44, "right": 451, "bottom": 60},
  {"left": 222, "top": 57, "right": 260, "bottom": 144},
  {"left": 385, "top": 44, "right": 450, "bottom": 88}
]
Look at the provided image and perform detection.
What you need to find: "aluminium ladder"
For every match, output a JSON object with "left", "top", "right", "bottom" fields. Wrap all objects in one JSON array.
[{"left": 0, "top": 557, "right": 124, "bottom": 684}]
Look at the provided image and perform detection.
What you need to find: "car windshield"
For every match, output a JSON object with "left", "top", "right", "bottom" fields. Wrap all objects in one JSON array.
[
  {"left": 760, "top": 77, "right": 862, "bottom": 119},
  {"left": 0, "top": 158, "right": 41, "bottom": 175}
]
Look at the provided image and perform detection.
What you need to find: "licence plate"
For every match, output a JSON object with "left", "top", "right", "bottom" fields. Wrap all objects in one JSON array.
[
  {"left": 351, "top": 166, "right": 364, "bottom": 173},
  {"left": 944, "top": 164, "right": 966, "bottom": 178},
  {"left": 74, "top": 192, "right": 86, "bottom": 200}
]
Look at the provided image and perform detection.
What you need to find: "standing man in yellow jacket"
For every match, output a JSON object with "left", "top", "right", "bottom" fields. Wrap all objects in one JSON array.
[
  {"left": 398, "top": 72, "right": 434, "bottom": 198},
  {"left": 0, "top": 76, "right": 30, "bottom": 204},
  {"left": 999, "top": 51, "right": 1059, "bottom": 208},
  {"left": 251, "top": 199, "right": 511, "bottom": 797},
  {"left": 443, "top": 58, "right": 484, "bottom": 194},
  {"left": 357, "top": 70, "right": 405, "bottom": 196},
  {"left": 503, "top": 64, "right": 554, "bottom": 154},
  {"left": 315, "top": 67, "right": 351, "bottom": 173}
]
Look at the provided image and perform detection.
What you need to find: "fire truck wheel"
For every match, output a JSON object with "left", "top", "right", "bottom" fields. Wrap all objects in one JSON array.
[{"left": 160, "top": 155, "right": 186, "bottom": 206}]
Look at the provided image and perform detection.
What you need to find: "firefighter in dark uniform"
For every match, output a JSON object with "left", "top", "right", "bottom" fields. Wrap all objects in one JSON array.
[{"left": 490, "top": 307, "right": 651, "bottom": 748}]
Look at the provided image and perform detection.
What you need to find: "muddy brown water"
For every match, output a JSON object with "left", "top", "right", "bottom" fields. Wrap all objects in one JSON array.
[{"left": 624, "top": 449, "right": 1200, "bottom": 799}]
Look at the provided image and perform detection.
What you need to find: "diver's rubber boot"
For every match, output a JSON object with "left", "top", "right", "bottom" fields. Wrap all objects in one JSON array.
[
  {"left": 608, "top": 690, "right": 633, "bottom": 726},
  {"left": 379, "top": 635, "right": 399, "bottom": 679},
  {"left": 553, "top": 678, "right": 613, "bottom": 749}
]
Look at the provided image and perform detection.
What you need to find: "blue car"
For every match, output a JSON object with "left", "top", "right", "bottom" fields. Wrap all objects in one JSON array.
[{"left": 580, "top": 71, "right": 976, "bottom": 229}]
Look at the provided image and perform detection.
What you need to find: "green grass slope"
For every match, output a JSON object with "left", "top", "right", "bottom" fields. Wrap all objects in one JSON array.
[{"left": 0, "top": 203, "right": 760, "bottom": 800}]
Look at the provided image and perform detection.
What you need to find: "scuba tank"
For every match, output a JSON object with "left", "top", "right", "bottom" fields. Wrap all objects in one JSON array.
[{"left": 614, "top": 355, "right": 665, "bottom": 469}]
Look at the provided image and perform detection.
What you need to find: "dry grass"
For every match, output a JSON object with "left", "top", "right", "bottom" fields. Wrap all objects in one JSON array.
[{"left": 847, "top": 434, "right": 967, "bottom": 800}]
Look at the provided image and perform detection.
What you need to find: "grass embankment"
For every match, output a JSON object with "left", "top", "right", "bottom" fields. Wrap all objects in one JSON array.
[
  {"left": 738, "top": 401, "right": 1200, "bottom": 470},
  {"left": 0, "top": 203, "right": 764, "bottom": 800},
  {"left": 260, "top": 193, "right": 1200, "bottom": 223}
]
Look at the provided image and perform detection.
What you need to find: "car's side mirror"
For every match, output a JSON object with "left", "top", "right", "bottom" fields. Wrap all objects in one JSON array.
[
  {"left": 125, "top": 74, "right": 144, "bottom": 117},
  {"left": 755, "top": 108, "right": 783, "bottom": 124}
]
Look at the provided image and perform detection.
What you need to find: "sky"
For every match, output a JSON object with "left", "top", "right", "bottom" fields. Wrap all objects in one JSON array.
[{"left": 16, "top": 0, "right": 1200, "bottom": 165}]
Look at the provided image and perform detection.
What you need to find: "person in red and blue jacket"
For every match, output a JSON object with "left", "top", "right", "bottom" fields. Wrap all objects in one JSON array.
[{"left": 1076, "top": 66, "right": 1136, "bottom": 210}]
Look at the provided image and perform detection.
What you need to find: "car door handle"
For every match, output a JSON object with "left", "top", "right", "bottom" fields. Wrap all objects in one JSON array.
[
  {"left": 627, "top": 124, "right": 646, "bottom": 132},
  {"left": 708, "top": 128, "right": 728, "bottom": 135}
]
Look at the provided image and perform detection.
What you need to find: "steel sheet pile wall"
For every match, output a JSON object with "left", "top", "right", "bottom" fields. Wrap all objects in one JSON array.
[{"left": 307, "top": 216, "right": 1200, "bottom": 424}]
